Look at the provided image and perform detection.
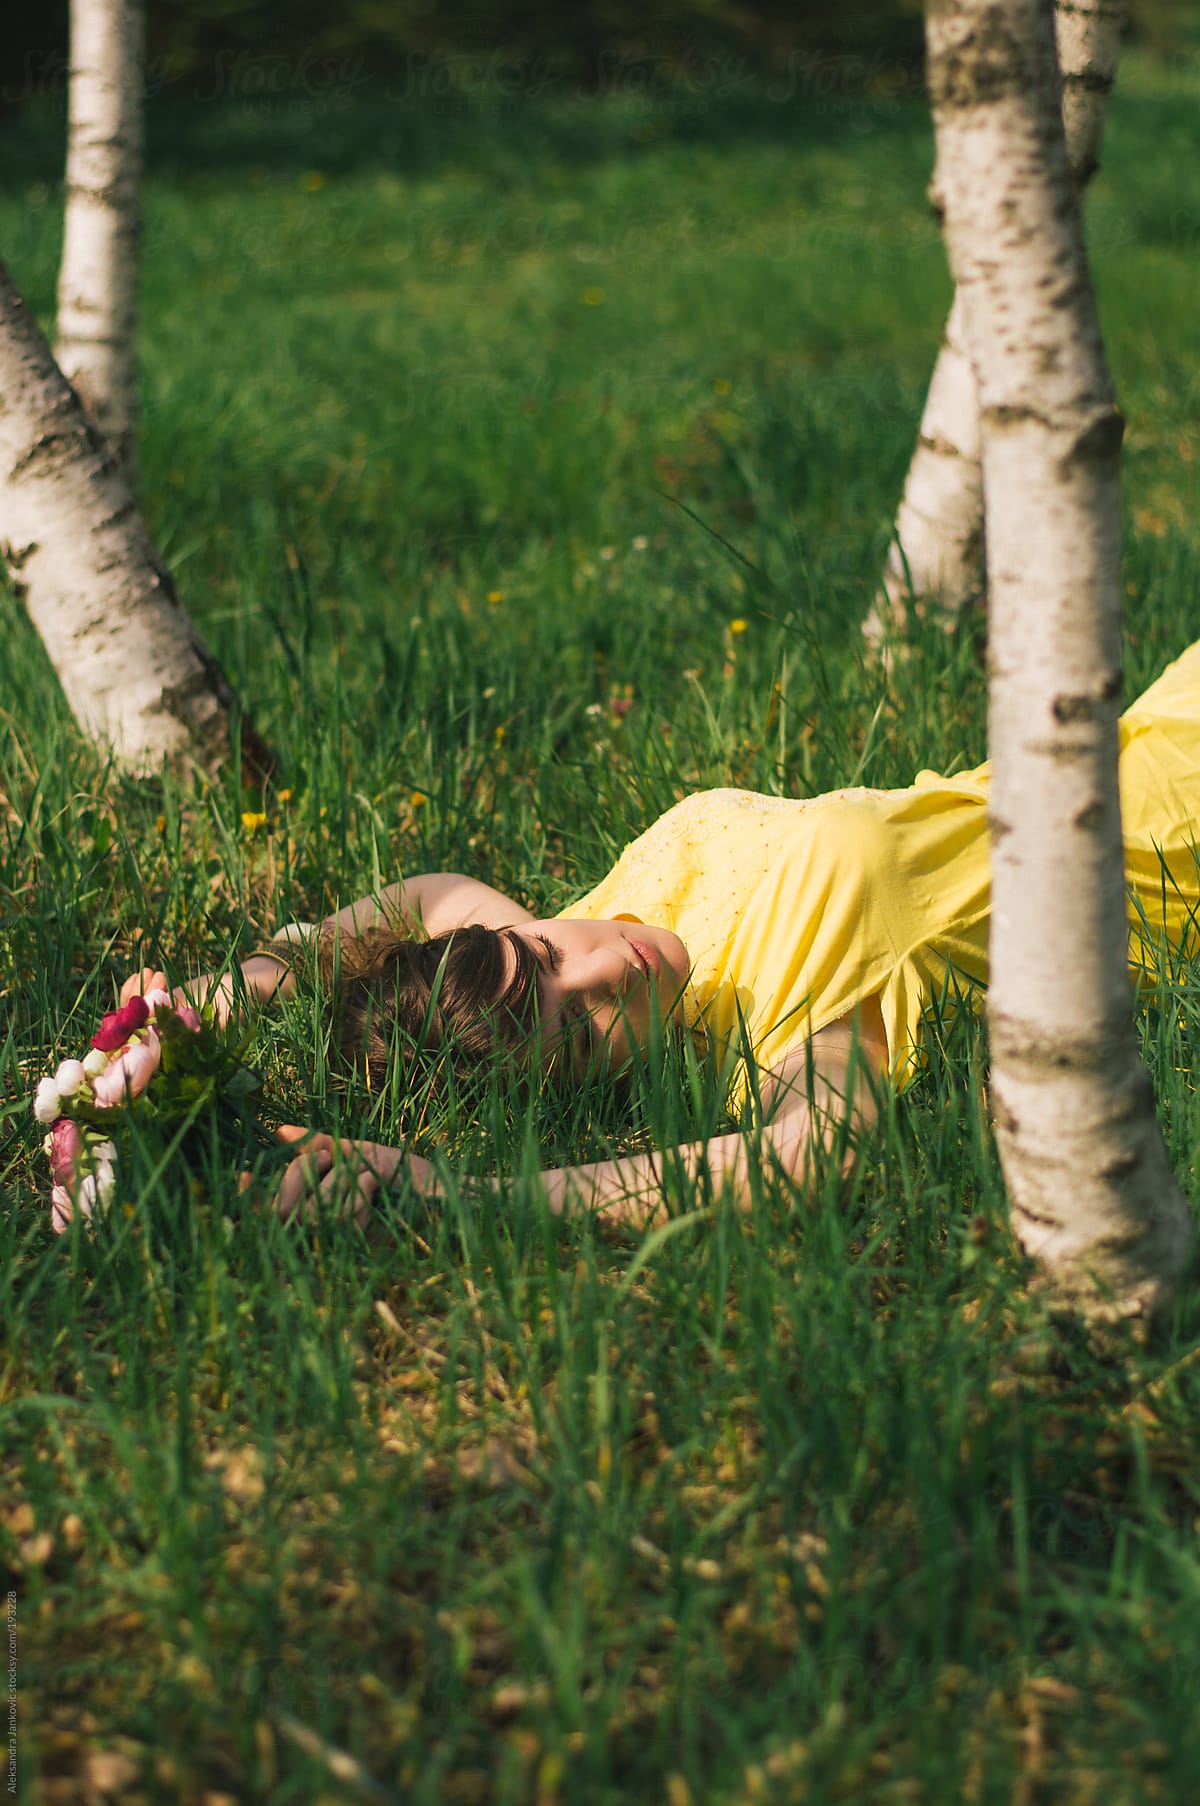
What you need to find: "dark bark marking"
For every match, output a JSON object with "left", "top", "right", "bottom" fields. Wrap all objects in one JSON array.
[
  {"left": 1067, "top": 408, "right": 1124, "bottom": 465},
  {"left": 917, "top": 430, "right": 975, "bottom": 461},
  {"left": 1, "top": 537, "right": 37, "bottom": 572},
  {"left": 991, "top": 1024, "right": 1150, "bottom": 1091},
  {"left": 982, "top": 401, "right": 1058, "bottom": 433},
  {"left": 928, "top": 7, "right": 1048, "bottom": 112},
  {"left": 1050, "top": 686, "right": 1118, "bottom": 727},
  {"left": 1099, "top": 1149, "right": 1140, "bottom": 1182},
  {"left": 1061, "top": 69, "right": 1115, "bottom": 98},
  {"left": 1050, "top": 668, "right": 1122, "bottom": 727},
  {"left": 1053, "top": 694, "right": 1096, "bottom": 724}
]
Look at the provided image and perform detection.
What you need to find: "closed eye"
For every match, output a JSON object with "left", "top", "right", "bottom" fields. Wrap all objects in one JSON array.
[
  {"left": 531, "top": 934, "right": 599, "bottom": 1060},
  {"left": 535, "top": 933, "right": 563, "bottom": 974},
  {"left": 531, "top": 933, "right": 571, "bottom": 1032},
  {"left": 529, "top": 933, "right": 606, "bottom": 1068}
]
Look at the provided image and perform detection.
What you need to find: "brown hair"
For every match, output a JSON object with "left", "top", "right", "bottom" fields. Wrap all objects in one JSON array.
[{"left": 313, "top": 923, "right": 545, "bottom": 1117}]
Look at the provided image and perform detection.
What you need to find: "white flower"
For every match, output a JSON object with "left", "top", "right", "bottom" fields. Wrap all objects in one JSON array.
[
  {"left": 83, "top": 1048, "right": 109, "bottom": 1078},
  {"left": 94, "top": 1161, "right": 116, "bottom": 1207},
  {"left": 54, "top": 1058, "right": 87, "bottom": 1097},
  {"left": 144, "top": 988, "right": 171, "bottom": 1014},
  {"left": 79, "top": 1173, "right": 98, "bottom": 1210},
  {"left": 94, "top": 1140, "right": 117, "bottom": 1164},
  {"left": 34, "top": 1077, "right": 62, "bottom": 1124}
]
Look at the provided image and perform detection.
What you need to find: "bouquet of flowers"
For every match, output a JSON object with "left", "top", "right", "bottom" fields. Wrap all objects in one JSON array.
[{"left": 33, "top": 984, "right": 260, "bottom": 1234}]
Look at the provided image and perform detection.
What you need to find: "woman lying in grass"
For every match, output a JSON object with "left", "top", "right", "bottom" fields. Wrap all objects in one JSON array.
[
  {"left": 125, "top": 640, "right": 1200, "bottom": 1230},
  {"left": 129, "top": 876, "right": 888, "bottom": 1231}
]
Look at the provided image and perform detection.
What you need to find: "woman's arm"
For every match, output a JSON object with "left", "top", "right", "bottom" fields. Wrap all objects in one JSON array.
[
  {"left": 320, "top": 873, "right": 534, "bottom": 940},
  {"left": 531, "top": 1010, "right": 884, "bottom": 1228},
  {"left": 120, "top": 956, "right": 297, "bottom": 1026},
  {"left": 273, "top": 1008, "right": 886, "bottom": 1229},
  {"left": 119, "top": 873, "right": 534, "bottom": 1028}
]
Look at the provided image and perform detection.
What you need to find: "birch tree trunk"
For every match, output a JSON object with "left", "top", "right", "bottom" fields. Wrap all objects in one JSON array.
[
  {"left": 927, "top": 0, "right": 1190, "bottom": 1319},
  {"left": 56, "top": 0, "right": 144, "bottom": 485},
  {"left": 0, "top": 262, "right": 269, "bottom": 780},
  {"left": 865, "top": 0, "right": 1127, "bottom": 652}
]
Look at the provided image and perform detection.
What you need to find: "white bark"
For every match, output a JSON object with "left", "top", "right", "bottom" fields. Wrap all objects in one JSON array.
[
  {"left": 927, "top": 0, "right": 1190, "bottom": 1320},
  {"left": 870, "top": 286, "right": 983, "bottom": 645},
  {"left": 56, "top": 0, "right": 144, "bottom": 484},
  {"left": 866, "top": 0, "right": 1128, "bottom": 651},
  {"left": 0, "top": 262, "right": 267, "bottom": 778},
  {"left": 1055, "top": 0, "right": 1128, "bottom": 189}
]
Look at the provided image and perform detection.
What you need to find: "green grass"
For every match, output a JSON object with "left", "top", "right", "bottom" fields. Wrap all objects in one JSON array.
[{"left": 4, "top": 54, "right": 1200, "bottom": 1805}]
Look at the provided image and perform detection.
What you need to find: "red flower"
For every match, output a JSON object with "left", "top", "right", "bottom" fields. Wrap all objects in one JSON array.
[{"left": 92, "top": 995, "right": 150, "bottom": 1052}]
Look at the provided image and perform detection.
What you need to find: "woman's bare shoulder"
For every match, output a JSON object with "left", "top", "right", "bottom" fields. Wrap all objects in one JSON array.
[{"left": 323, "top": 873, "right": 535, "bottom": 940}]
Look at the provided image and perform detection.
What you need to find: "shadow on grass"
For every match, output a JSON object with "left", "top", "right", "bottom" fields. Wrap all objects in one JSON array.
[
  {"left": 0, "top": 49, "right": 1195, "bottom": 199},
  {"left": 0, "top": 75, "right": 936, "bottom": 192}
]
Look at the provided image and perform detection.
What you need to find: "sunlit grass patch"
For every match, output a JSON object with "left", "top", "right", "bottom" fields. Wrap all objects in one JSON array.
[{"left": 3, "top": 52, "right": 1200, "bottom": 1805}]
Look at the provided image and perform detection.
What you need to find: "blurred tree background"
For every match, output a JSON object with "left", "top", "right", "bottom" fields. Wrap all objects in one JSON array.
[{"left": 3, "top": 0, "right": 1194, "bottom": 107}]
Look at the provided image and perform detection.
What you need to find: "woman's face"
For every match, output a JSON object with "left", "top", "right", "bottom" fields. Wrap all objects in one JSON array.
[{"left": 504, "top": 918, "right": 691, "bottom": 1076}]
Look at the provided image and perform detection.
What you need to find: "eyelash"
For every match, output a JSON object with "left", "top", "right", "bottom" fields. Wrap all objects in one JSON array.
[
  {"left": 534, "top": 934, "right": 593, "bottom": 1048},
  {"left": 535, "top": 933, "right": 563, "bottom": 974}
]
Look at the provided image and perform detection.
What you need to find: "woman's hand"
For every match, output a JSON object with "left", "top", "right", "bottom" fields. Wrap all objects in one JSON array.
[
  {"left": 274, "top": 1126, "right": 431, "bottom": 1226},
  {"left": 182, "top": 971, "right": 236, "bottom": 1027},
  {"left": 122, "top": 955, "right": 298, "bottom": 1030},
  {"left": 118, "top": 968, "right": 170, "bottom": 1009},
  {"left": 118, "top": 962, "right": 235, "bottom": 1024}
]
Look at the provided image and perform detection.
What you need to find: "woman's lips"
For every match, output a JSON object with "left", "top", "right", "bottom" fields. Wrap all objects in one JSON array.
[{"left": 627, "top": 938, "right": 660, "bottom": 979}]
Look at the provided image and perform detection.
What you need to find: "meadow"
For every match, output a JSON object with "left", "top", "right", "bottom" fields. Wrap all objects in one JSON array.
[{"left": 4, "top": 47, "right": 1200, "bottom": 1804}]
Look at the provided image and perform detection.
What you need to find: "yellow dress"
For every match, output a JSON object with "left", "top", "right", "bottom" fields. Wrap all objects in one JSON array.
[{"left": 558, "top": 641, "right": 1200, "bottom": 1088}]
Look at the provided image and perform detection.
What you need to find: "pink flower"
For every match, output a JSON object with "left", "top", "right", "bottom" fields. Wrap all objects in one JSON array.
[
  {"left": 48, "top": 1117, "right": 84, "bottom": 1187},
  {"left": 90, "top": 1029, "right": 161, "bottom": 1107},
  {"left": 50, "top": 1185, "right": 77, "bottom": 1235},
  {"left": 50, "top": 1172, "right": 107, "bottom": 1234},
  {"left": 92, "top": 995, "right": 150, "bottom": 1052},
  {"left": 172, "top": 1004, "right": 203, "bottom": 1033}
]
